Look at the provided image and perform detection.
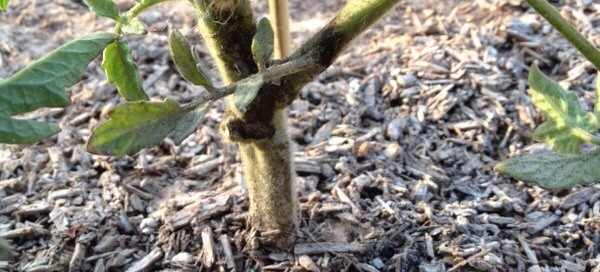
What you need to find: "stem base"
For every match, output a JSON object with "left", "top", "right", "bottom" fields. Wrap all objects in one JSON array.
[{"left": 239, "top": 110, "right": 297, "bottom": 249}]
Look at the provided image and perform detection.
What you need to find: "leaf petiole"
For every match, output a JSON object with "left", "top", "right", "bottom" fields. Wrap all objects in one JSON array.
[
  {"left": 114, "top": 0, "right": 182, "bottom": 34},
  {"left": 182, "top": 55, "right": 316, "bottom": 112}
]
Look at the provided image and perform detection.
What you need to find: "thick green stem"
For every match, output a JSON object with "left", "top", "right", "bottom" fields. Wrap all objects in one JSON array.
[
  {"left": 290, "top": 0, "right": 401, "bottom": 67},
  {"left": 194, "top": 0, "right": 257, "bottom": 82},
  {"left": 525, "top": 0, "right": 600, "bottom": 70},
  {"left": 279, "top": 0, "right": 401, "bottom": 104},
  {"left": 193, "top": 0, "right": 297, "bottom": 248},
  {"left": 192, "top": 0, "right": 400, "bottom": 249},
  {"left": 238, "top": 110, "right": 297, "bottom": 248}
]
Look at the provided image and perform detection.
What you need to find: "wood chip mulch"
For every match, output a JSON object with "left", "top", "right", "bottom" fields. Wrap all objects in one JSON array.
[{"left": 1, "top": 0, "right": 600, "bottom": 271}]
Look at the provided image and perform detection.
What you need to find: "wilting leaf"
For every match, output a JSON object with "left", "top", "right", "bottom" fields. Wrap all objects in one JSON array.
[
  {"left": 251, "top": 17, "right": 274, "bottom": 70},
  {"left": 121, "top": 17, "right": 147, "bottom": 35},
  {"left": 0, "top": 0, "right": 8, "bottom": 12},
  {"left": 102, "top": 38, "right": 149, "bottom": 101},
  {"left": 0, "top": 32, "right": 118, "bottom": 116},
  {"left": 0, "top": 113, "right": 61, "bottom": 144},
  {"left": 169, "top": 30, "right": 213, "bottom": 88},
  {"left": 232, "top": 74, "right": 264, "bottom": 113},
  {"left": 494, "top": 149, "right": 600, "bottom": 190},
  {"left": 87, "top": 98, "right": 191, "bottom": 155},
  {"left": 83, "top": 0, "right": 120, "bottom": 21},
  {"left": 170, "top": 102, "right": 211, "bottom": 145},
  {"left": 529, "top": 65, "right": 598, "bottom": 153}
]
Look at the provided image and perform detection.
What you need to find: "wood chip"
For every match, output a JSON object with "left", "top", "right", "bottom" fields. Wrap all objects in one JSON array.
[
  {"left": 298, "top": 255, "right": 319, "bottom": 272},
  {"left": 69, "top": 243, "right": 86, "bottom": 272},
  {"left": 0, "top": 227, "right": 50, "bottom": 239},
  {"left": 220, "top": 234, "right": 236, "bottom": 270},
  {"left": 527, "top": 214, "right": 559, "bottom": 234},
  {"left": 125, "top": 248, "right": 163, "bottom": 272},
  {"left": 294, "top": 242, "right": 365, "bottom": 255},
  {"left": 560, "top": 188, "right": 596, "bottom": 209},
  {"left": 17, "top": 201, "right": 51, "bottom": 216},
  {"left": 200, "top": 226, "right": 216, "bottom": 268}
]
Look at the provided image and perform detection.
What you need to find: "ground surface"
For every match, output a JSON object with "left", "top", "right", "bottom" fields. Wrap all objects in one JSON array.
[{"left": 1, "top": 0, "right": 600, "bottom": 271}]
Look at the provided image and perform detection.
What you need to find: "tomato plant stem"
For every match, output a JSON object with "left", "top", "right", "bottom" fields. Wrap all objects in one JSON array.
[{"left": 526, "top": 0, "right": 600, "bottom": 70}]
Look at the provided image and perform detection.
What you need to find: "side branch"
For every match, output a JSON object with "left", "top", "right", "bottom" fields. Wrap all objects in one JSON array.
[
  {"left": 190, "top": 0, "right": 401, "bottom": 113},
  {"left": 272, "top": 0, "right": 401, "bottom": 105},
  {"left": 126, "top": 0, "right": 177, "bottom": 18},
  {"left": 115, "top": 0, "right": 178, "bottom": 32},
  {"left": 290, "top": 0, "right": 401, "bottom": 68},
  {"left": 183, "top": 57, "right": 316, "bottom": 111}
]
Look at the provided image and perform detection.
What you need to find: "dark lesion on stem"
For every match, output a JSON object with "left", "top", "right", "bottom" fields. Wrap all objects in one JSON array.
[
  {"left": 195, "top": 0, "right": 402, "bottom": 141},
  {"left": 294, "top": 26, "right": 346, "bottom": 68},
  {"left": 221, "top": 116, "right": 276, "bottom": 142},
  {"left": 192, "top": 0, "right": 400, "bottom": 249}
]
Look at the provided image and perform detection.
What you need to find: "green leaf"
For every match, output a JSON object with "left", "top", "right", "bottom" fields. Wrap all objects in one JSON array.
[
  {"left": 170, "top": 102, "right": 211, "bottom": 145},
  {"left": 87, "top": 98, "right": 187, "bottom": 155},
  {"left": 168, "top": 30, "right": 213, "bottom": 88},
  {"left": 0, "top": 32, "right": 118, "bottom": 116},
  {"left": 232, "top": 74, "right": 264, "bottom": 113},
  {"left": 121, "top": 17, "right": 147, "bottom": 35},
  {"left": 0, "top": 0, "right": 8, "bottom": 12},
  {"left": 529, "top": 65, "right": 598, "bottom": 153},
  {"left": 0, "top": 113, "right": 61, "bottom": 144},
  {"left": 102, "top": 38, "right": 149, "bottom": 101},
  {"left": 251, "top": 17, "right": 274, "bottom": 70},
  {"left": 0, "top": 237, "right": 11, "bottom": 260},
  {"left": 83, "top": 0, "right": 120, "bottom": 21},
  {"left": 494, "top": 149, "right": 600, "bottom": 190}
]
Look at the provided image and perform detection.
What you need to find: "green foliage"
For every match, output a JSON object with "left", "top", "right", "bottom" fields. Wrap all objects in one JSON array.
[
  {"left": 87, "top": 99, "right": 206, "bottom": 155},
  {"left": 0, "top": 0, "right": 403, "bottom": 249},
  {"left": 121, "top": 17, "right": 148, "bottom": 35},
  {"left": 252, "top": 17, "right": 274, "bottom": 70},
  {"left": 232, "top": 74, "right": 264, "bottom": 114},
  {"left": 0, "top": 0, "right": 8, "bottom": 11},
  {"left": 169, "top": 30, "right": 213, "bottom": 88},
  {"left": 0, "top": 32, "right": 117, "bottom": 144},
  {"left": 497, "top": 67, "right": 600, "bottom": 189},
  {"left": 83, "top": 0, "right": 120, "bottom": 21},
  {"left": 171, "top": 102, "right": 211, "bottom": 145},
  {"left": 494, "top": 149, "right": 600, "bottom": 190},
  {"left": 0, "top": 32, "right": 117, "bottom": 116},
  {"left": 498, "top": 0, "right": 600, "bottom": 190},
  {"left": 195, "top": 62, "right": 213, "bottom": 86},
  {"left": 0, "top": 113, "right": 61, "bottom": 144},
  {"left": 102, "top": 38, "right": 149, "bottom": 101},
  {"left": 529, "top": 65, "right": 599, "bottom": 154},
  {"left": 0, "top": 237, "right": 11, "bottom": 260}
]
